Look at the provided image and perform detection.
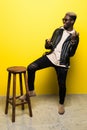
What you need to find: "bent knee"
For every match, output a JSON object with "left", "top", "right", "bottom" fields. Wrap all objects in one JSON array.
[{"left": 27, "top": 63, "right": 38, "bottom": 71}]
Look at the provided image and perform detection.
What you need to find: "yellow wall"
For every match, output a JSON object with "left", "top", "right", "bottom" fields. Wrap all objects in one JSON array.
[{"left": 0, "top": 0, "right": 87, "bottom": 95}]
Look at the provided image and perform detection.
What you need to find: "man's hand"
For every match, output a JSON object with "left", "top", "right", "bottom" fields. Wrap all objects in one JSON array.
[
  {"left": 71, "top": 31, "right": 79, "bottom": 40},
  {"left": 71, "top": 31, "right": 79, "bottom": 44},
  {"left": 45, "top": 39, "right": 51, "bottom": 44},
  {"left": 45, "top": 39, "right": 52, "bottom": 49}
]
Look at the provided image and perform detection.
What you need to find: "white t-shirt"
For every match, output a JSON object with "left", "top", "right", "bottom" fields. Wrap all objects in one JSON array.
[{"left": 46, "top": 27, "right": 75, "bottom": 67}]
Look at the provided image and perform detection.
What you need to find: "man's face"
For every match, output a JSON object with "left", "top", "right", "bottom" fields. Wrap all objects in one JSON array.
[{"left": 62, "top": 15, "right": 74, "bottom": 30}]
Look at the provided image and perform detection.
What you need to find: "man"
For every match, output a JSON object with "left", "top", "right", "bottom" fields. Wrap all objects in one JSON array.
[{"left": 20, "top": 12, "right": 79, "bottom": 114}]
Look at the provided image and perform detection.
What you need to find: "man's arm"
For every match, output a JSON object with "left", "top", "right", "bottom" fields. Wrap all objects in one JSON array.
[
  {"left": 45, "top": 28, "right": 60, "bottom": 49},
  {"left": 69, "top": 31, "right": 79, "bottom": 56}
]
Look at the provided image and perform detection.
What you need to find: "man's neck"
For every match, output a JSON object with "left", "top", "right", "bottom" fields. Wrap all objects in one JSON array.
[{"left": 64, "top": 26, "right": 73, "bottom": 31}]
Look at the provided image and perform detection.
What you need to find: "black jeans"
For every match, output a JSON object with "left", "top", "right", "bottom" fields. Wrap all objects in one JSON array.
[{"left": 27, "top": 55, "right": 68, "bottom": 104}]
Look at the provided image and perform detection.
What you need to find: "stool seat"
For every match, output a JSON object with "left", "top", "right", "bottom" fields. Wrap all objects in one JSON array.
[
  {"left": 7, "top": 66, "right": 26, "bottom": 73},
  {"left": 5, "top": 66, "right": 32, "bottom": 122}
]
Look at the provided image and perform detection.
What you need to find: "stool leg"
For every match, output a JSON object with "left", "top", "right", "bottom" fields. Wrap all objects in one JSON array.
[
  {"left": 24, "top": 72, "right": 32, "bottom": 117},
  {"left": 19, "top": 73, "right": 24, "bottom": 110},
  {"left": 5, "top": 72, "right": 11, "bottom": 114},
  {"left": 12, "top": 73, "right": 16, "bottom": 122}
]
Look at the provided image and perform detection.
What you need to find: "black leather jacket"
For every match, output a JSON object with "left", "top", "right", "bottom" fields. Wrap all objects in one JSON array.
[{"left": 45, "top": 28, "right": 79, "bottom": 68}]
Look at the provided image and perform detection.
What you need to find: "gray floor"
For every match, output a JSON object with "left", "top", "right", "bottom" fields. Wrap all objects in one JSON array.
[{"left": 0, "top": 94, "right": 87, "bottom": 130}]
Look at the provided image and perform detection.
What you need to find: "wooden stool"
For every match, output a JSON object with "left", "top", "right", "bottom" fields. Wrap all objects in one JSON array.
[{"left": 5, "top": 66, "right": 32, "bottom": 122}]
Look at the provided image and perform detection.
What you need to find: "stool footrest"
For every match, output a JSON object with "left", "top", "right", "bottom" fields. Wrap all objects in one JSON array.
[
  {"left": 8, "top": 99, "right": 28, "bottom": 106},
  {"left": 9, "top": 96, "right": 20, "bottom": 100}
]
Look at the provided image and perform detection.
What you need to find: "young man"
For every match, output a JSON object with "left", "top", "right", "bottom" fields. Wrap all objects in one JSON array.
[{"left": 20, "top": 12, "right": 79, "bottom": 114}]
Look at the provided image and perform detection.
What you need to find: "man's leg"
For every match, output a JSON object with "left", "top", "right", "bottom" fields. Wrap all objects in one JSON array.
[
  {"left": 55, "top": 67, "right": 68, "bottom": 114},
  {"left": 19, "top": 55, "right": 53, "bottom": 100},
  {"left": 27, "top": 55, "right": 53, "bottom": 93}
]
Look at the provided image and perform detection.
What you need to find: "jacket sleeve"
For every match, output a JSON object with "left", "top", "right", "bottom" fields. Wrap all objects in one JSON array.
[{"left": 69, "top": 35, "right": 79, "bottom": 57}]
